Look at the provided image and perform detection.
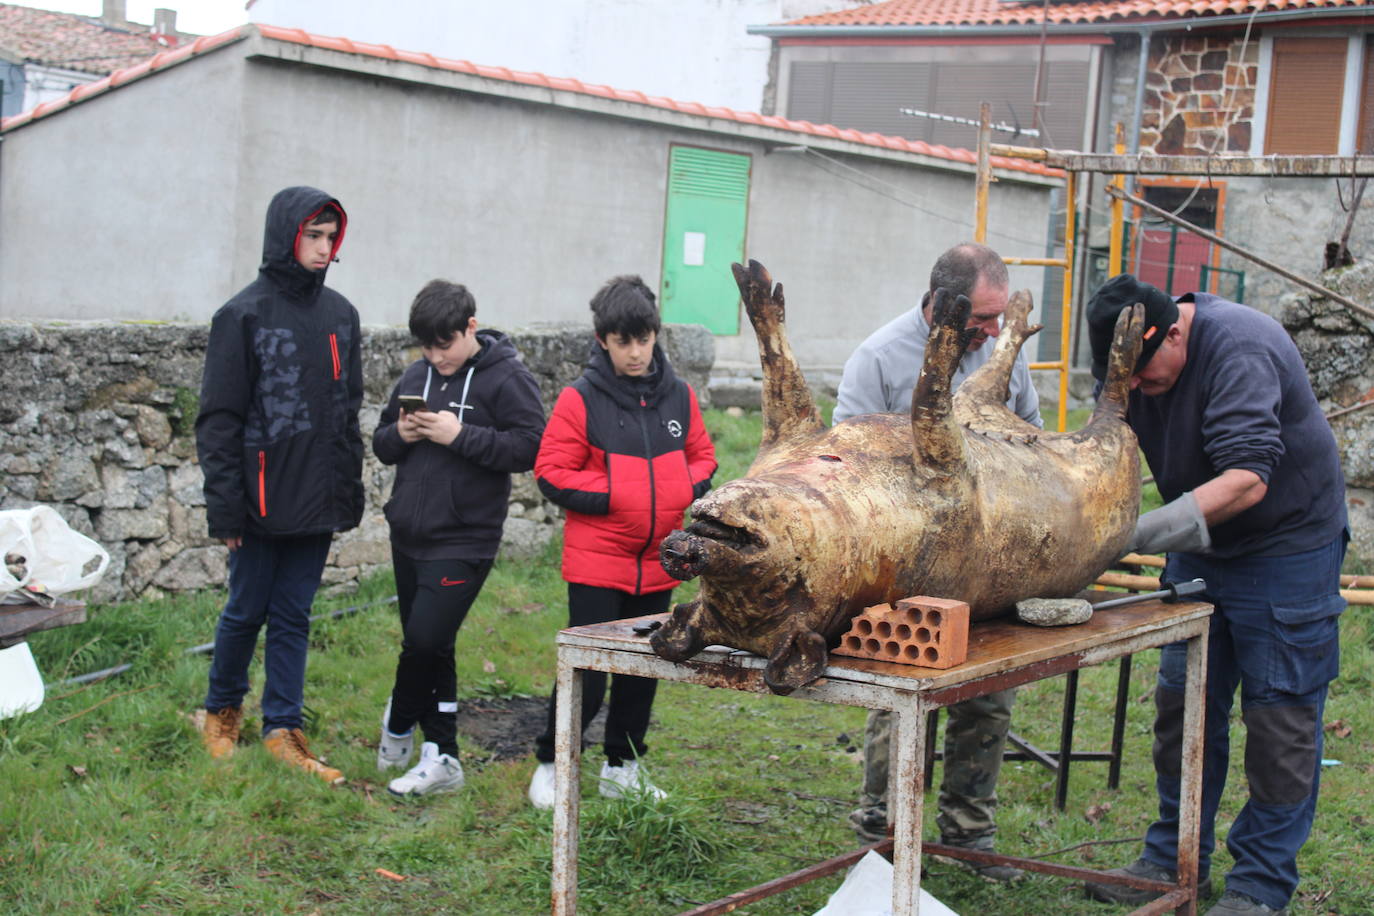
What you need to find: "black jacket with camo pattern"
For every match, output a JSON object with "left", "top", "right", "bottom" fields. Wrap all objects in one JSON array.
[{"left": 195, "top": 186, "right": 365, "bottom": 540}]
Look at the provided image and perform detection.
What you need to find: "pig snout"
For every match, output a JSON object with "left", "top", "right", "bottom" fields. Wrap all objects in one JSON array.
[{"left": 660, "top": 530, "right": 709, "bottom": 581}]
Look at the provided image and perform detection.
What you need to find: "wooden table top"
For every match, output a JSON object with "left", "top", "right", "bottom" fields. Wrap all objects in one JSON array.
[
  {"left": 0, "top": 598, "right": 87, "bottom": 648},
  {"left": 558, "top": 597, "right": 1212, "bottom": 692}
]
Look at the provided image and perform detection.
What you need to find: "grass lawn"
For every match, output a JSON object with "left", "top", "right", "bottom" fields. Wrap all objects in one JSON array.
[{"left": 2, "top": 405, "right": 1370, "bottom": 914}]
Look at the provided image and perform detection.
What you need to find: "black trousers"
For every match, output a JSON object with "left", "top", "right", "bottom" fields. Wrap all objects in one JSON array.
[
  {"left": 535, "top": 583, "right": 672, "bottom": 766},
  {"left": 388, "top": 553, "right": 493, "bottom": 757}
]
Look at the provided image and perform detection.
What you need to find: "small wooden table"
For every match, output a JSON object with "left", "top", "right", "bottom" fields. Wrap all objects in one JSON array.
[
  {"left": 551, "top": 597, "right": 1212, "bottom": 916},
  {"left": 0, "top": 598, "right": 86, "bottom": 649}
]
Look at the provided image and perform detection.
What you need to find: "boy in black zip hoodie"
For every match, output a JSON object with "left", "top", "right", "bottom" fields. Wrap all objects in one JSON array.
[
  {"left": 195, "top": 186, "right": 364, "bottom": 785},
  {"left": 372, "top": 280, "right": 545, "bottom": 796}
]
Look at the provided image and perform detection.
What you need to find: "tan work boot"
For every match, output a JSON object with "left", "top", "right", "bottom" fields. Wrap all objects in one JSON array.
[
  {"left": 197, "top": 706, "right": 243, "bottom": 759},
  {"left": 263, "top": 727, "right": 346, "bottom": 786}
]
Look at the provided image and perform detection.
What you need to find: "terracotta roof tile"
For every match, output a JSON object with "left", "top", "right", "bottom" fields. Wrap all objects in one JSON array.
[
  {"left": 1, "top": 22, "right": 1058, "bottom": 179},
  {"left": 0, "top": 2, "right": 190, "bottom": 75},
  {"left": 784, "top": 0, "right": 1371, "bottom": 28}
]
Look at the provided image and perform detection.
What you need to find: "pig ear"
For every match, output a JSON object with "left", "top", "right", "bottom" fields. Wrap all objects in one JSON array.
[{"left": 764, "top": 629, "right": 829, "bottom": 695}]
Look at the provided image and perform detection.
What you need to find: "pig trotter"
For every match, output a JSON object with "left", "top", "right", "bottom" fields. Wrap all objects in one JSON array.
[
  {"left": 650, "top": 598, "right": 708, "bottom": 661},
  {"left": 763, "top": 628, "right": 829, "bottom": 694}
]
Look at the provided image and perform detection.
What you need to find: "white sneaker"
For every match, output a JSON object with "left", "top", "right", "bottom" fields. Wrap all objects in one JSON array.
[
  {"left": 527, "top": 761, "right": 556, "bottom": 810},
  {"left": 377, "top": 698, "right": 414, "bottom": 772},
  {"left": 387, "top": 742, "right": 463, "bottom": 797},
  {"left": 598, "top": 760, "right": 666, "bottom": 801}
]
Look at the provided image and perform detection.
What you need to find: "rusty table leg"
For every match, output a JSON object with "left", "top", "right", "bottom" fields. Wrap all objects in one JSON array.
[
  {"left": 889, "top": 690, "right": 925, "bottom": 916},
  {"left": 1173, "top": 628, "right": 1208, "bottom": 916},
  {"left": 551, "top": 655, "right": 584, "bottom": 916}
]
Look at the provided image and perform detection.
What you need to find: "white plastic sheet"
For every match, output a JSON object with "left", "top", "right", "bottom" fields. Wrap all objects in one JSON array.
[
  {"left": 0, "top": 642, "right": 45, "bottom": 719},
  {"left": 812, "top": 850, "right": 959, "bottom": 916}
]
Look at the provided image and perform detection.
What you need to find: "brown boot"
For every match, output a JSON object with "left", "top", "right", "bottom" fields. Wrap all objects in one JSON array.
[
  {"left": 197, "top": 706, "right": 243, "bottom": 759},
  {"left": 263, "top": 727, "right": 346, "bottom": 786}
]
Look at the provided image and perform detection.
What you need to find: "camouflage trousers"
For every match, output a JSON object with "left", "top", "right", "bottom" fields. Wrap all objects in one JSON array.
[{"left": 855, "top": 688, "right": 1017, "bottom": 840}]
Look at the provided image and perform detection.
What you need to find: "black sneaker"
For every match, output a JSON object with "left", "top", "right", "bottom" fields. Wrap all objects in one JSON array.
[
  {"left": 1084, "top": 857, "right": 1212, "bottom": 905},
  {"left": 1205, "top": 890, "right": 1286, "bottom": 915},
  {"left": 930, "top": 834, "right": 1024, "bottom": 883}
]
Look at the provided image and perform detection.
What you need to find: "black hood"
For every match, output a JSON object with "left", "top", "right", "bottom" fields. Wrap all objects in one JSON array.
[
  {"left": 582, "top": 340, "right": 678, "bottom": 410},
  {"left": 259, "top": 186, "right": 347, "bottom": 302}
]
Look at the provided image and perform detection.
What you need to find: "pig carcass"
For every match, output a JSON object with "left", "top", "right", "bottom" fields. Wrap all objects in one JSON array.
[{"left": 651, "top": 260, "right": 1144, "bottom": 693}]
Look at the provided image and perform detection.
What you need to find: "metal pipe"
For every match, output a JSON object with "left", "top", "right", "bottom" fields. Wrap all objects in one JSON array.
[
  {"left": 975, "top": 101, "right": 992, "bottom": 242},
  {"left": 1129, "top": 31, "right": 1151, "bottom": 198},
  {"left": 1106, "top": 184, "right": 1374, "bottom": 321}
]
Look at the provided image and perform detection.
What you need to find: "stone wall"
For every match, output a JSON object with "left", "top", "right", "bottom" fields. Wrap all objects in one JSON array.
[
  {"left": 0, "top": 320, "right": 713, "bottom": 603},
  {"left": 1279, "top": 262, "right": 1374, "bottom": 564},
  {"left": 1141, "top": 32, "right": 1257, "bottom": 156}
]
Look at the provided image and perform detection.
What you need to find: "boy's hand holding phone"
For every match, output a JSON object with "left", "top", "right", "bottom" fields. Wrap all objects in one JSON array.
[{"left": 413, "top": 409, "right": 462, "bottom": 446}]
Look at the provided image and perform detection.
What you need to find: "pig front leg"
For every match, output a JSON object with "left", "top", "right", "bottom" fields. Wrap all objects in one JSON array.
[
  {"left": 764, "top": 627, "right": 829, "bottom": 695},
  {"left": 651, "top": 598, "right": 710, "bottom": 661}
]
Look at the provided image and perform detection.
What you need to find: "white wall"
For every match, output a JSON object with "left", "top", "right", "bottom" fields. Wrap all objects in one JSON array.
[
  {"left": 245, "top": 0, "right": 854, "bottom": 113},
  {"left": 0, "top": 38, "right": 1053, "bottom": 372}
]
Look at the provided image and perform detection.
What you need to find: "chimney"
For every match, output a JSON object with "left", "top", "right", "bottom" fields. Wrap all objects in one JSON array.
[
  {"left": 153, "top": 8, "right": 177, "bottom": 36},
  {"left": 102, "top": 0, "right": 126, "bottom": 26}
]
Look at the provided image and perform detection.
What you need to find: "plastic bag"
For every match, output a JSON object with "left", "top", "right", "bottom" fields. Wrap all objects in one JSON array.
[{"left": 0, "top": 506, "right": 110, "bottom": 599}]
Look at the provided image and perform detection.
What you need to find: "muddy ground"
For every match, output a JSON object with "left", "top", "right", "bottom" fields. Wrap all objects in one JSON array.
[{"left": 455, "top": 695, "right": 605, "bottom": 763}]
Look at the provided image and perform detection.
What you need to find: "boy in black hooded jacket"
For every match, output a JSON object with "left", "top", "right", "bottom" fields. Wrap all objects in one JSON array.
[
  {"left": 195, "top": 186, "right": 364, "bottom": 785},
  {"left": 372, "top": 280, "right": 545, "bottom": 796}
]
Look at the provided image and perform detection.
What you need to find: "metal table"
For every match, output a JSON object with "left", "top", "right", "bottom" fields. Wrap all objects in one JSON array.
[{"left": 551, "top": 597, "right": 1212, "bottom": 916}]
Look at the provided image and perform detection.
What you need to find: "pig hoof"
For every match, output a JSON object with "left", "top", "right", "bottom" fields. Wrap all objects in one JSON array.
[
  {"left": 764, "top": 630, "right": 829, "bottom": 695},
  {"left": 651, "top": 604, "right": 707, "bottom": 661}
]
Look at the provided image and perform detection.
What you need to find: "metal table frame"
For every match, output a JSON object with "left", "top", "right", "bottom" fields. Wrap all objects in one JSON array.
[{"left": 551, "top": 598, "right": 1211, "bottom": 916}]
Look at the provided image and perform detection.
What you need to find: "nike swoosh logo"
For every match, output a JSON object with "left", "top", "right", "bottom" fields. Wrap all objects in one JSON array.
[{"left": 440, "top": 577, "right": 467, "bottom": 587}]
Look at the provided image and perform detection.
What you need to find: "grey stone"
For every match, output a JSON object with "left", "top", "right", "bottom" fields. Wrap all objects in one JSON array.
[
  {"left": 500, "top": 516, "right": 554, "bottom": 559},
  {"left": 1016, "top": 597, "right": 1093, "bottom": 627},
  {"left": 332, "top": 531, "right": 391, "bottom": 568},
  {"left": 122, "top": 541, "right": 165, "bottom": 595},
  {"left": 169, "top": 463, "right": 206, "bottom": 506},
  {"left": 94, "top": 498, "right": 169, "bottom": 541},
  {"left": 1348, "top": 488, "right": 1374, "bottom": 567},
  {"left": 709, "top": 377, "right": 763, "bottom": 411},
  {"left": 152, "top": 547, "right": 226, "bottom": 592}
]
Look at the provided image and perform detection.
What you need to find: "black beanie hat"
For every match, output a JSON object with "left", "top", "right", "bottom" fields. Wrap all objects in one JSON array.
[{"left": 1086, "top": 274, "right": 1179, "bottom": 381}]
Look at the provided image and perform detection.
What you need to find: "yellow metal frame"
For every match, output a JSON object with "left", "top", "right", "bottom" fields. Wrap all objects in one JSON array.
[{"left": 972, "top": 103, "right": 1077, "bottom": 432}]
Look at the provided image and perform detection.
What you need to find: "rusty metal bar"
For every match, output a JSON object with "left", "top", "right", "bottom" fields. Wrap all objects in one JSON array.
[
  {"left": 1108, "top": 125, "right": 1127, "bottom": 276},
  {"left": 1058, "top": 167, "right": 1077, "bottom": 432},
  {"left": 1110, "top": 655, "right": 1133, "bottom": 789},
  {"left": 677, "top": 838, "right": 894, "bottom": 916},
  {"left": 1176, "top": 626, "right": 1209, "bottom": 916},
  {"left": 1004, "top": 256, "right": 1068, "bottom": 267},
  {"left": 550, "top": 656, "right": 584, "bottom": 916},
  {"left": 1055, "top": 668, "right": 1079, "bottom": 810},
  {"left": 889, "top": 691, "right": 926, "bottom": 916},
  {"left": 1106, "top": 184, "right": 1374, "bottom": 323},
  {"left": 975, "top": 101, "right": 992, "bottom": 243}
]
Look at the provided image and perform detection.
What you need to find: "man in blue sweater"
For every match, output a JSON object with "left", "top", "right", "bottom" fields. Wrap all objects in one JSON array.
[{"left": 1083, "top": 275, "right": 1347, "bottom": 916}]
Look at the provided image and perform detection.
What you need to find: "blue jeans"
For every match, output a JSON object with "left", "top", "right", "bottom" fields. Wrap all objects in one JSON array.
[
  {"left": 204, "top": 531, "right": 332, "bottom": 733},
  {"left": 1142, "top": 532, "right": 1346, "bottom": 910}
]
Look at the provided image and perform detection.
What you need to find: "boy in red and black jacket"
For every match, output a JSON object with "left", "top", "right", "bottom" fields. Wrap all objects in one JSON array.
[{"left": 527, "top": 275, "right": 716, "bottom": 808}]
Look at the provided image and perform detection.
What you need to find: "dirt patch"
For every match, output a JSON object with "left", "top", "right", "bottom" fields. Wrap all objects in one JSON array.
[{"left": 455, "top": 695, "right": 606, "bottom": 762}]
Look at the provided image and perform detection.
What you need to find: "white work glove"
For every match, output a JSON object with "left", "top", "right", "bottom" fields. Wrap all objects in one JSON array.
[{"left": 1126, "top": 491, "right": 1212, "bottom": 556}]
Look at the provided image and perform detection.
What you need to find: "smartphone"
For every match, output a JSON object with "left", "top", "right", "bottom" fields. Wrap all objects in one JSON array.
[{"left": 398, "top": 395, "right": 429, "bottom": 413}]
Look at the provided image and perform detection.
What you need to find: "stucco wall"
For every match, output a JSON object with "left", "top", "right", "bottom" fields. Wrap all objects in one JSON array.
[{"left": 0, "top": 36, "right": 1056, "bottom": 376}]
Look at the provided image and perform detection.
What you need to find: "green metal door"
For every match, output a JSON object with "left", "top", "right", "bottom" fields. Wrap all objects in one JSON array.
[{"left": 661, "top": 146, "right": 750, "bottom": 334}]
